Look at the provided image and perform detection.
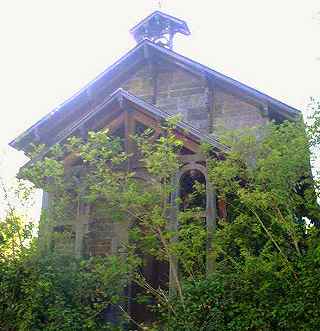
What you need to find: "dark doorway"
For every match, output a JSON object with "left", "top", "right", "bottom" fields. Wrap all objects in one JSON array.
[
  {"left": 130, "top": 254, "right": 169, "bottom": 326},
  {"left": 129, "top": 178, "right": 169, "bottom": 327}
]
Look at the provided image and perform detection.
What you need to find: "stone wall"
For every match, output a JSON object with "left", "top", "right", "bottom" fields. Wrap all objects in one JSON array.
[
  {"left": 83, "top": 211, "right": 129, "bottom": 258},
  {"left": 83, "top": 219, "right": 113, "bottom": 257},
  {"left": 213, "top": 89, "right": 268, "bottom": 132},
  {"left": 122, "top": 66, "right": 154, "bottom": 103},
  {"left": 155, "top": 66, "right": 209, "bottom": 132},
  {"left": 121, "top": 62, "right": 267, "bottom": 135},
  {"left": 122, "top": 64, "right": 209, "bottom": 132}
]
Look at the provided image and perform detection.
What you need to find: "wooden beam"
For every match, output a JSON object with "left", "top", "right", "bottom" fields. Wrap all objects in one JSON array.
[
  {"left": 133, "top": 109, "right": 200, "bottom": 153},
  {"left": 178, "top": 153, "right": 205, "bottom": 163},
  {"left": 133, "top": 110, "right": 158, "bottom": 128},
  {"left": 63, "top": 152, "right": 80, "bottom": 168},
  {"left": 151, "top": 62, "right": 158, "bottom": 104},
  {"left": 124, "top": 109, "right": 135, "bottom": 155},
  {"left": 206, "top": 78, "right": 215, "bottom": 133},
  {"left": 149, "top": 127, "right": 161, "bottom": 143},
  {"left": 82, "top": 107, "right": 122, "bottom": 134},
  {"left": 174, "top": 132, "right": 200, "bottom": 153},
  {"left": 103, "top": 112, "right": 125, "bottom": 133},
  {"left": 206, "top": 184, "right": 217, "bottom": 274},
  {"left": 169, "top": 174, "right": 179, "bottom": 295}
]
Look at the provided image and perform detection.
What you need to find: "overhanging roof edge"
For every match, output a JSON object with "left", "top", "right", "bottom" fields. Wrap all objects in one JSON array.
[
  {"left": 24, "top": 89, "right": 229, "bottom": 167},
  {"left": 10, "top": 39, "right": 300, "bottom": 151},
  {"left": 56, "top": 88, "right": 229, "bottom": 152},
  {"left": 147, "top": 42, "right": 300, "bottom": 117},
  {"left": 9, "top": 41, "right": 146, "bottom": 150}
]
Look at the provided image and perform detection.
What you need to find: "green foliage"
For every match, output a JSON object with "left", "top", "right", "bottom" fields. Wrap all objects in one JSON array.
[
  {"left": 0, "top": 177, "right": 35, "bottom": 261},
  {"left": 15, "top": 122, "right": 211, "bottom": 328},
  {"left": 166, "top": 249, "right": 320, "bottom": 331},
  {"left": 0, "top": 166, "right": 132, "bottom": 330},
  {"left": 163, "top": 120, "right": 320, "bottom": 330},
  {"left": 2, "top": 114, "right": 320, "bottom": 330},
  {"left": 208, "top": 121, "right": 315, "bottom": 261},
  {"left": 161, "top": 276, "right": 227, "bottom": 331},
  {"left": 0, "top": 212, "right": 33, "bottom": 260},
  {"left": 308, "top": 98, "right": 320, "bottom": 148},
  {"left": 0, "top": 250, "right": 131, "bottom": 330}
]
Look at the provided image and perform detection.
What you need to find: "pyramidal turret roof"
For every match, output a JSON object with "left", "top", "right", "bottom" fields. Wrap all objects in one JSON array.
[{"left": 130, "top": 11, "right": 190, "bottom": 49}]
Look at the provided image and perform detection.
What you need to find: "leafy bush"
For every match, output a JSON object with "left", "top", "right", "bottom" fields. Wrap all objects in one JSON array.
[
  {"left": 165, "top": 242, "right": 320, "bottom": 331},
  {"left": 0, "top": 250, "right": 131, "bottom": 330},
  {"left": 1, "top": 116, "right": 319, "bottom": 330},
  {"left": 159, "top": 120, "right": 320, "bottom": 330}
]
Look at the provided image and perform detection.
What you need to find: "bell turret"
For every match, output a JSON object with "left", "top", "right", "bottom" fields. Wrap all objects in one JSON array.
[{"left": 130, "top": 11, "right": 190, "bottom": 50}]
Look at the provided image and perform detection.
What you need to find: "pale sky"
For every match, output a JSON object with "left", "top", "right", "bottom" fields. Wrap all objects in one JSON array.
[{"left": 0, "top": 0, "right": 320, "bottom": 219}]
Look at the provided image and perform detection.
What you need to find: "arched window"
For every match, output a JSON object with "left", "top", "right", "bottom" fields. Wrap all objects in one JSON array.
[
  {"left": 176, "top": 163, "right": 217, "bottom": 274},
  {"left": 179, "top": 169, "right": 206, "bottom": 211}
]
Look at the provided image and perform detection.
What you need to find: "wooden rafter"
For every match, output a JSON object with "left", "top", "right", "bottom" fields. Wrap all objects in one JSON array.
[
  {"left": 124, "top": 109, "right": 135, "bottom": 154},
  {"left": 102, "top": 112, "right": 125, "bottom": 133}
]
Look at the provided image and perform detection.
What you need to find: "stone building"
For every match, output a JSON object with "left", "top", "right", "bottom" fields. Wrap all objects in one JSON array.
[{"left": 10, "top": 10, "right": 301, "bottom": 323}]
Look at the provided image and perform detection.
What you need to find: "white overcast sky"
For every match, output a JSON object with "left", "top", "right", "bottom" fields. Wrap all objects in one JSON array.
[{"left": 0, "top": 0, "right": 320, "bottom": 217}]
